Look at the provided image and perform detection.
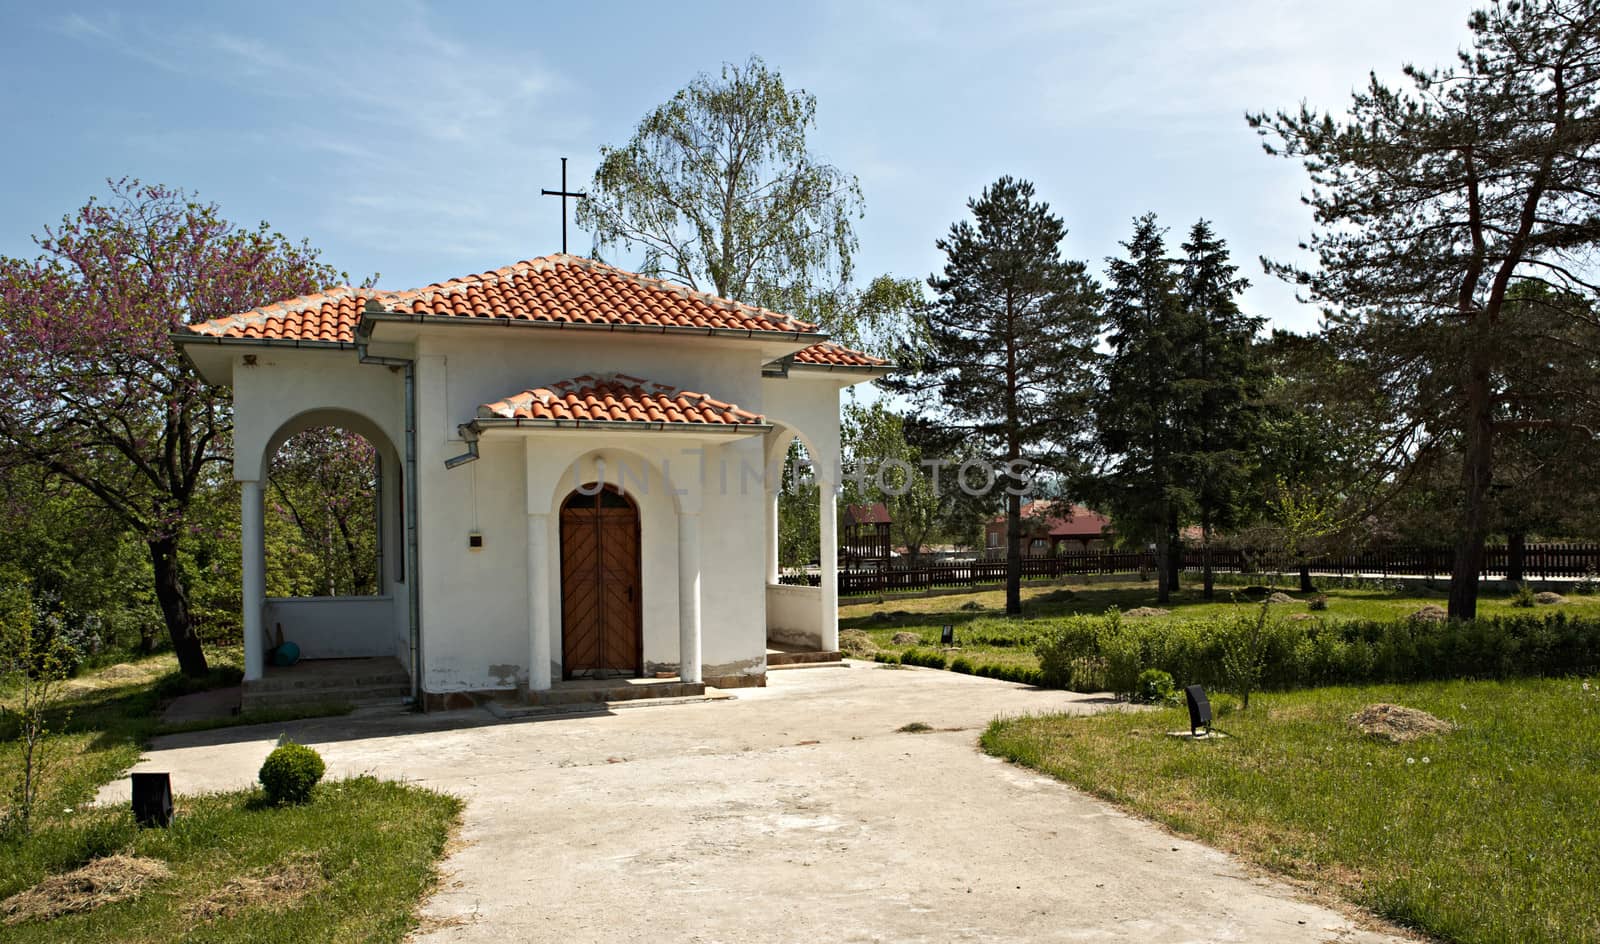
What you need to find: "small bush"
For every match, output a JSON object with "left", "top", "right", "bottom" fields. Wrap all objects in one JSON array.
[
  {"left": 950, "top": 657, "right": 974, "bottom": 674},
  {"left": 1307, "top": 594, "right": 1329, "bottom": 611},
  {"left": 1134, "top": 669, "right": 1175, "bottom": 704},
  {"left": 258, "top": 741, "right": 325, "bottom": 805},
  {"left": 900, "top": 649, "right": 948, "bottom": 670},
  {"left": 1512, "top": 583, "right": 1537, "bottom": 608}
]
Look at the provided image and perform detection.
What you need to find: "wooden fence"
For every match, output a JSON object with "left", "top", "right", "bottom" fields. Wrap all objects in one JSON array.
[{"left": 777, "top": 543, "right": 1600, "bottom": 596}]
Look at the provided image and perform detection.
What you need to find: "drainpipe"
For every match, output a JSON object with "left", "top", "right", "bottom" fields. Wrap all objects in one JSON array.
[{"left": 356, "top": 324, "right": 423, "bottom": 709}]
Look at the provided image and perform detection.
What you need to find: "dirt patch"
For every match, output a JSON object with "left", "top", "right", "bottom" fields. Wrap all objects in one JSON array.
[
  {"left": 1, "top": 855, "right": 171, "bottom": 925},
  {"left": 838, "top": 629, "right": 878, "bottom": 658},
  {"left": 1349, "top": 703, "right": 1455, "bottom": 744},
  {"left": 1411, "top": 604, "right": 1448, "bottom": 622},
  {"left": 890, "top": 631, "right": 923, "bottom": 645},
  {"left": 186, "top": 853, "right": 328, "bottom": 923},
  {"left": 1122, "top": 607, "right": 1170, "bottom": 618}
]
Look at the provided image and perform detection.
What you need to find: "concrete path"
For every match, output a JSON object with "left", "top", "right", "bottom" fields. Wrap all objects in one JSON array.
[{"left": 100, "top": 663, "right": 1409, "bottom": 944}]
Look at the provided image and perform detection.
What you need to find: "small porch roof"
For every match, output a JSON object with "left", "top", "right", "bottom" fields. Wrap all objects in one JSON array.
[{"left": 462, "top": 373, "right": 772, "bottom": 439}]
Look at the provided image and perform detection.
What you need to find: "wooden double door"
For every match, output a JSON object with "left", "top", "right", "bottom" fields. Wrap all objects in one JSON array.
[{"left": 559, "top": 486, "right": 643, "bottom": 679}]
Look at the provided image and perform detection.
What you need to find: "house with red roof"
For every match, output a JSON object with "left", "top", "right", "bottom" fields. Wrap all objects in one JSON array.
[
  {"left": 841, "top": 502, "right": 893, "bottom": 564},
  {"left": 983, "top": 501, "right": 1112, "bottom": 558},
  {"left": 177, "top": 254, "right": 888, "bottom": 707}
]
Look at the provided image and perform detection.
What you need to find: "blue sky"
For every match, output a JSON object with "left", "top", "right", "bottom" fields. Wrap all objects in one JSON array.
[{"left": 1, "top": 1, "right": 1477, "bottom": 332}]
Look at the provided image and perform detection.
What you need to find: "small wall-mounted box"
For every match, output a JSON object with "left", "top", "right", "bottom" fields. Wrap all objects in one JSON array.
[{"left": 468, "top": 532, "right": 484, "bottom": 550}]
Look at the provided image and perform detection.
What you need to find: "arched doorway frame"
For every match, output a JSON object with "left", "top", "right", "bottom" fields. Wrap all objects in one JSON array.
[{"left": 558, "top": 482, "right": 644, "bottom": 679}]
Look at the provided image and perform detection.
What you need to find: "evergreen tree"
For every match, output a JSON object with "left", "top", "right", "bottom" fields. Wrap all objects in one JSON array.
[
  {"left": 1249, "top": 0, "right": 1600, "bottom": 618},
  {"left": 1176, "top": 221, "right": 1265, "bottom": 598},
  {"left": 884, "top": 177, "right": 1099, "bottom": 615},
  {"left": 1085, "top": 214, "right": 1194, "bottom": 604}
]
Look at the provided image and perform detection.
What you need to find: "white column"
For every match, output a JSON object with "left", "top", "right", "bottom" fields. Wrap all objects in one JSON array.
[
  {"left": 678, "top": 511, "right": 703, "bottom": 683},
  {"left": 241, "top": 480, "right": 265, "bottom": 682},
  {"left": 818, "top": 482, "right": 839, "bottom": 652},
  {"left": 527, "top": 512, "right": 552, "bottom": 692},
  {"left": 766, "top": 488, "right": 781, "bottom": 584}
]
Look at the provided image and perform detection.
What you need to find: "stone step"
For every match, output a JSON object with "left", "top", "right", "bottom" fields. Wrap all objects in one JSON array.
[
  {"left": 526, "top": 680, "right": 706, "bottom": 707},
  {"left": 767, "top": 659, "right": 849, "bottom": 671},
  {"left": 766, "top": 649, "right": 843, "bottom": 667},
  {"left": 242, "top": 683, "right": 411, "bottom": 712},
  {"left": 484, "top": 689, "right": 731, "bottom": 720},
  {"left": 247, "top": 672, "right": 411, "bottom": 694}
]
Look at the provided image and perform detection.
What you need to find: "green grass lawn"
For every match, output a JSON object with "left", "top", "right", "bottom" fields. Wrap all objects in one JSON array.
[
  {"left": 0, "top": 777, "right": 459, "bottom": 943},
  {"left": 0, "top": 651, "right": 457, "bottom": 941},
  {"left": 981, "top": 678, "right": 1600, "bottom": 944},
  {"left": 841, "top": 579, "right": 1600, "bottom": 672}
]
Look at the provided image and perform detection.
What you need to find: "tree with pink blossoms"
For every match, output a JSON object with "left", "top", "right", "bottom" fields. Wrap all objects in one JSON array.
[{"left": 0, "top": 180, "right": 348, "bottom": 676}]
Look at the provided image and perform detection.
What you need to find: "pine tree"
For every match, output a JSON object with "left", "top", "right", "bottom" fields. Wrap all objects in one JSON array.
[
  {"left": 1087, "top": 215, "right": 1195, "bottom": 604},
  {"left": 1176, "top": 221, "right": 1265, "bottom": 598},
  {"left": 1249, "top": 0, "right": 1600, "bottom": 618},
  {"left": 885, "top": 177, "right": 1099, "bottom": 615}
]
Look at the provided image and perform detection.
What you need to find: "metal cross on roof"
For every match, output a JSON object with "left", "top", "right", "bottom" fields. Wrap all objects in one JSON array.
[{"left": 541, "top": 157, "right": 587, "bottom": 254}]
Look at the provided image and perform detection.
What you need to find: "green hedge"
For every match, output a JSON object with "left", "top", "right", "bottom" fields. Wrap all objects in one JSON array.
[{"left": 1034, "top": 608, "right": 1600, "bottom": 697}]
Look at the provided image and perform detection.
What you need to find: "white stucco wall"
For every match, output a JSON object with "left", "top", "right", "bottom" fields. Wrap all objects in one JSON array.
[
  {"left": 220, "top": 327, "right": 863, "bottom": 696},
  {"left": 411, "top": 329, "right": 778, "bottom": 693},
  {"left": 264, "top": 596, "right": 396, "bottom": 659}
]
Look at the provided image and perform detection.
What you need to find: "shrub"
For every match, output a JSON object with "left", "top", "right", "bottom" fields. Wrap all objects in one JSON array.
[
  {"left": 1512, "top": 582, "right": 1537, "bottom": 608},
  {"left": 258, "top": 740, "right": 326, "bottom": 805},
  {"left": 950, "top": 657, "right": 975, "bottom": 674},
  {"left": 1134, "top": 668, "right": 1175, "bottom": 704},
  {"left": 1307, "top": 594, "right": 1329, "bottom": 611}
]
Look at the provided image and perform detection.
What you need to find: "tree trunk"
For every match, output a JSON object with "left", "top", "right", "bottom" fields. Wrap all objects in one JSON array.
[
  {"left": 1299, "top": 563, "right": 1314, "bottom": 593},
  {"left": 1448, "top": 366, "right": 1495, "bottom": 621},
  {"left": 1166, "top": 513, "right": 1182, "bottom": 593},
  {"left": 1155, "top": 527, "right": 1171, "bottom": 605},
  {"left": 1004, "top": 490, "right": 1023, "bottom": 615},
  {"left": 149, "top": 536, "right": 209, "bottom": 677},
  {"left": 1506, "top": 531, "right": 1526, "bottom": 584},
  {"left": 1201, "top": 520, "right": 1215, "bottom": 600}
]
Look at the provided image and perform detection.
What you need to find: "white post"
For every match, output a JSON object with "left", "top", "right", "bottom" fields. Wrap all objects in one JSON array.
[
  {"left": 818, "top": 481, "right": 839, "bottom": 652},
  {"left": 766, "top": 488, "right": 781, "bottom": 585},
  {"left": 241, "top": 480, "right": 265, "bottom": 682},
  {"left": 678, "top": 511, "right": 703, "bottom": 683},
  {"left": 527, "top": 512, "right": 552, "bottom": 692}
]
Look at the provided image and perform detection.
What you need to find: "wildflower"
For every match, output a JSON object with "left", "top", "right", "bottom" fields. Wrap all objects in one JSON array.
[
  {"left": 1406, "top": 757, "right": 1416, "bottom": 765},
  {"left": 1421, "top": 757, "right": 1431, "bottom": 764}
]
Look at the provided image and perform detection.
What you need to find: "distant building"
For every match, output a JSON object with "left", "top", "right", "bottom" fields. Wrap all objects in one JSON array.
[
  {"left": 841, "top": 502, "right": 892, "bottom": 565},
  {"left": 984, "top": 501, "right": 1112, "bottom": 558}
]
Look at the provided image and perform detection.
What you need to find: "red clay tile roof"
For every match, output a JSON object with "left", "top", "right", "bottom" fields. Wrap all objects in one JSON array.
[
  {"left": 185, "top": 255, "right": 818, "bottom": 342},
  {"left": 186, "top": 286, "right": 370, "bottom": 343},
  {"left": 791, "top": 341, "right": 889, "bottom": 368},
  {"left": 844, "top": 502, "right": 892, "bottom": 525},
  {"left": 988, "top": 502, "right": 1113, "bottom": 538},
  {"left": 477, "top": 374, "right": 767, "bottom": 427}
]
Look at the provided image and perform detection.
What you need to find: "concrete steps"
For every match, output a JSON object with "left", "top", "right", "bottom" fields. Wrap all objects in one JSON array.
[
  {"left": 242, "top": 657, "right": 411, "bottom": 712},
  {"left": 528, "top": 678, "right": 706, "bottom": 706},
  {"left": 766, "top": 649, "right": 843, "bottom": 669}
]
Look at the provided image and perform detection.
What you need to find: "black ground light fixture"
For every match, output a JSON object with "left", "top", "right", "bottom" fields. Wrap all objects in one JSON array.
[
  {"left": 131, "top": 771, "right": 174, "bottom": 828},
  {"left": 1184, "top": 685, "right": 1213, "bottom": 738},
  {"left": 941, "top": 624, "right": 954, "bottom": 646}
]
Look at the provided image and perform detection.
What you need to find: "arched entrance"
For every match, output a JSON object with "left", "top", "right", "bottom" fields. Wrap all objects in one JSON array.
[{"left": 560, "top": 485, "right": 643, "bottom": 679}]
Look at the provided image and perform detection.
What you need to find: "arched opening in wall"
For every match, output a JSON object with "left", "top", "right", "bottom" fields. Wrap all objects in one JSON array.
[
  {"left": 762, "top": 423, "right": 839, "bottom": 656},
  {"left": 265, "top": 427, "right": 382, "bottom": 598},
  {"left": 249, "top": 410, "right": 407, "bottom": 671},
  {"left": 775, "top": 435, "right": 820, "bottom": 582}
]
